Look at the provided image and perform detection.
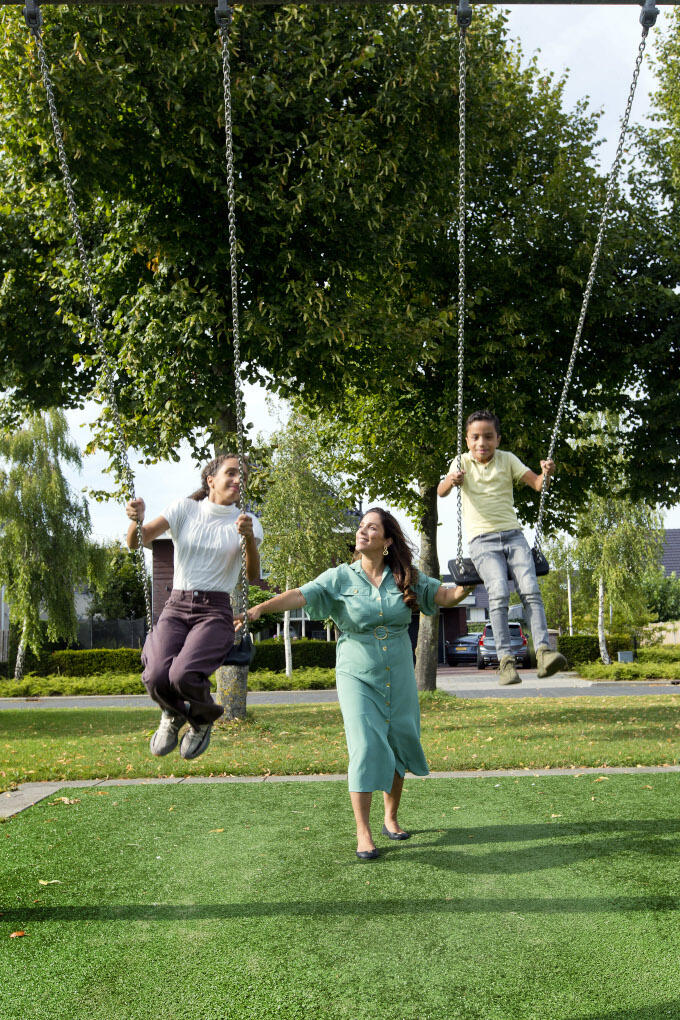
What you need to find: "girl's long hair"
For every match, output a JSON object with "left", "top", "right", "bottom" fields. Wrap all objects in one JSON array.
[
  {"left": 353, "top": 507, "right": 420, "bottom": 611},
  {"left": 188, "top": 453, "right": 243, "bottom": 501}
]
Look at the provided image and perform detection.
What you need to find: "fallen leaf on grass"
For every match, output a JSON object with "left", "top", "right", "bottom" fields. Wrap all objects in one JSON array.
[
  {"left": 38, "top": 880, "right": 61, "bottom": 886},
  {"left": 209, "top": 828, "right": 224, "bottom": 834},
  {"left": 49, "top": 797, "right": 80, "bottom": 805},
  {"left": 9, "top": 931, "right": 26, "bottom": 938},
  {"left": 551, "top": 814, "right": 563, "bottom": 818},
  {"left": 593, "top": 777, "right": 609, "bottom": 783}
]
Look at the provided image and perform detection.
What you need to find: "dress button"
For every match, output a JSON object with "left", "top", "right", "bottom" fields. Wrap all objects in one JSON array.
[
  {"left": 379, "top": 611, "right": 383, "bottom": 617},
  {"left": 386, "top": 666, "right": 390, "bottom": 671},
  {"left": 382, "top": 646, "right": 387, "bottom": 651},
  {"left": 386, "top": 683, "right": 390, "bottom": 688}
]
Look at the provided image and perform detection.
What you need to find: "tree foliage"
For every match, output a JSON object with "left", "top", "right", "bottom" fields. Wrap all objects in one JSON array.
[
  {"left": 258, "top": 411, "right": 357, "bottom": 674},
  {"left": 88, "top": 540, "right": 149, "bottom": 620},
  {"left": 259, "top": 412, "right": 356, "bottom": 590},
  {"left": 573, "top": 495, "right": 663, "bottom": 661},
  {"left": 0, "top": 410, "right": 94, "bottom": 676},
  {"left": 651, "top": 8, "right": 680, "bottom": 191},
  {"left": 0, "top": 5, "right": 677, "bottom": 509},
  {"left": 642, "top": 568, "right": 680, "bottom": 624}
]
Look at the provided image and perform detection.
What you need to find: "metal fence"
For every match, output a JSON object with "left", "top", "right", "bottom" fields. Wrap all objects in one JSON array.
[{"left": 76, "top": 618, "right": 147, "bottom": 649}]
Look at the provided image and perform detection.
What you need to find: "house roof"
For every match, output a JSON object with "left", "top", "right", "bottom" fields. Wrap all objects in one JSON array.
[{"left": 662, "top": 529, "right": 680, "bottom": 578}]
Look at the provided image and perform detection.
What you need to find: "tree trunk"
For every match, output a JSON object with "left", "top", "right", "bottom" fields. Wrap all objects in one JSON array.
[
  {"left": 215, "top": 664, "right": 248, "bottom": 721},
  {"left": 597, "top": 575, "right": 611, "bottom": 665},
  {"left": 415, "top": 481, "right": 440, "bottom": 692},
  {"left": 283, "top": 609, "right": 293, "bottom": 677},
  {"left": 14, "top": 623, "right": 29, "bottom": 680},
  {"left": 213, "top": 404, "right": 238, "bottom": 457}
]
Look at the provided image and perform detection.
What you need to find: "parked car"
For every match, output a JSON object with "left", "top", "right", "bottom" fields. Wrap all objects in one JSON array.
[
  {"left": 445, "top": 633, "right": 480, "bottom": 666},
  {"left": 477, "top": 622, "right": 530, "bottom": 669}
]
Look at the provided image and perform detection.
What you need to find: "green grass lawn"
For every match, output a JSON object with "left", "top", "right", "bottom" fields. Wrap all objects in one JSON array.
[
  {"left": 2, "top": 775, "right": 680, "bottom": 1019},
  {"left": 2, "top": 694, "right": 680, "bottom": 791}
]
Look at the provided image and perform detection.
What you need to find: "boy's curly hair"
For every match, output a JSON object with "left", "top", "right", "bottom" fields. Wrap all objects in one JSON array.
[{"left": 466, "top": 409, "right": 501, "bottom": 435}]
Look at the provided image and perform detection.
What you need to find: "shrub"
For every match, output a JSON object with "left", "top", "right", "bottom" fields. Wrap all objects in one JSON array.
[
  {"left": 0, "top": 672, "right": 146, "bottom": 697},
  {"left": 247, "top": 668, "right": 336, "bottom": 691},
  {"left": 578, "top": 661, "right": 680, "bottom": 682},
  {"left": 47, "top": 648, "right": 143, "bottom": 676},
  {"left": 637, "top": 645, "right": 680, "bottom": 664},
  {"left": 557, "top": 634, "right": 632, "bottom": 668},
  {"left": 250, "top": 638, "right": 336, "bottom": 672},
  {"left": 0, "top": 667, "right": 337, "bottom": 697}
]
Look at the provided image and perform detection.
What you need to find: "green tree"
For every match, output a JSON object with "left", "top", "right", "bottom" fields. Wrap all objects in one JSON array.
[
  {"left": 88, "top": 540, "right": 149, "bottom": 620},
  {"left": 0, "top": 410, "right": 95, "bottom": 678},
  {"left": 573, "top": 496, "right": 663, "bottom": 663},
  {"left": 642, "top": 568, "right": 680, "bottom": 624},
  {"left": 1, "top": 4, "right": 678, "bottom": 502},
  {"left": 259, "top": 412, "right": 356, "bottom": 676},
  {"left": 651, "top": 8, "right": 680, "bottom": 190}
]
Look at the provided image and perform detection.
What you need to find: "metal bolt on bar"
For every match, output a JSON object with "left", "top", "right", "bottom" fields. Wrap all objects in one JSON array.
[{"left": 640, "top": 0, "right": 660, "bottom": 27}]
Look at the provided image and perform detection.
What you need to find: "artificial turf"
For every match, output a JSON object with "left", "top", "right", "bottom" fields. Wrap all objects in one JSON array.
[
  {"left": 2, "top": 694, "right": 680, "bottom": 791},
  {"left": 2, "top": 774, "right": 680, "bottom": 1019}
]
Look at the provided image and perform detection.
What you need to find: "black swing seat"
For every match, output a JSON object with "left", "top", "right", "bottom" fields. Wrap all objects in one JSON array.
[
  {"left": 222, "top": 633, "right": 256, "bottom": 667},
  {"left": 448, "top": 547, "right": 550, "bottom": 588}
]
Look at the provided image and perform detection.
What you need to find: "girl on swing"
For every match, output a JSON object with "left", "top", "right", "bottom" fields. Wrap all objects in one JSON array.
[{"left": 126, "top": 453, "right": 263, "bottom": 761}]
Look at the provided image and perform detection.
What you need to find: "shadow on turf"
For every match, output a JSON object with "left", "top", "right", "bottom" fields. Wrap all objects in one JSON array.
[
  {"left": 393, "top": 819, "right": 680, "bottom": 873},
  {"left": 5, "top": 889, "right": 680, "bottom": 925},
  {"left": 569, "top": 1005, "right": 680, "bottom": 1020}
]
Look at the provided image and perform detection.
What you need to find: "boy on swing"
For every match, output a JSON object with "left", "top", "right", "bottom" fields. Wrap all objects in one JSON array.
[{"left": 438, "top": 410, "right": 567, "bottom": 686}]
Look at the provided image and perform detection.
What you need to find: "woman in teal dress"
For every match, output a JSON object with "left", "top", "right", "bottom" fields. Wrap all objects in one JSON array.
[{"left": 244, "top": 508, "right": 471, "bottom": 860}]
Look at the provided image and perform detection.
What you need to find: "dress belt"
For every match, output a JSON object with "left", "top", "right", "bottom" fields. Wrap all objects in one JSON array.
[{"left": 342, "top": 626, "right": 409, "bottom": 642}]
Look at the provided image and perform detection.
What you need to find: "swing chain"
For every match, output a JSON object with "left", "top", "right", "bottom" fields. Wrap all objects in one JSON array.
[
  {"left": 534, "top": 22, "right": 652, "bottom": 553},
  {"left": 455, "top": 18, "right": 468, "bottom": 564},
  {"left": 217, "top": 5, "right": 250, "bottom": 641},
  {"left": 24, "top": 5, "right": 153, "bottom": 633}
]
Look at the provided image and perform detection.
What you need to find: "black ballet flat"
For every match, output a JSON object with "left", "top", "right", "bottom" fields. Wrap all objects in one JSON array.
[
  {"left": 381, "top": 824, "right": 411, "bottom": 841},
  {"left": 356, "top": 848, "right": 379, "bottom": 860}
]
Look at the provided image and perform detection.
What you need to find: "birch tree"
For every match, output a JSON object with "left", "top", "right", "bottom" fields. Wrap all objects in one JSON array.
[
  {"left": 0, "top": 411, "right": 94, "bottom": 678},
  {"left": 259, "top": 414, "right": 356, "bottom": 677},
  {"left": 574, "top": 497, "right": 664, "bottom": 663}
]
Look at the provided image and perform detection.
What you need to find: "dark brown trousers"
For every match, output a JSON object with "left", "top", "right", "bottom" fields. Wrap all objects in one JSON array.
[{"left": 141, "top": 589, "right": 234, "bottom": 725}]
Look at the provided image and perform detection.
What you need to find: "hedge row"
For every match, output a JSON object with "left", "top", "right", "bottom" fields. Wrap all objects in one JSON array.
[
  {"left": 637, "top": 645, "right": 680, "bottom": 663},
  {"left": 24, "top": 637, "right": 337, "bottom": 678},
  {"left": 578, "top": 661, "right": 680, "bottom": 682},
  {"left": 249, "top": 638, "right": 336, "bottom": 672},
  {"left": 48, "top": 648, "right": 143, "bottom": 675},
  {"left": 0, "top": 667, "right": 337, "bottom": 698},
  {"left": 557, "top": 634, "right": 632, "bottom": 668}
]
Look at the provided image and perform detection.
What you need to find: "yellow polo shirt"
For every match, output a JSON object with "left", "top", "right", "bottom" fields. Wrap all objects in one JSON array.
[{"left": 447, "top": 450, "right": 529, "bottom": 541}]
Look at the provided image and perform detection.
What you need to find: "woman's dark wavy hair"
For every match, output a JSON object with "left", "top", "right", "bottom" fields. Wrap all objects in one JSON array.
[
  {"left": 188, "top": 453, "right": 246, "bottom": 501},
  {"left": 352, "top": 507, "right": 420, "bottom": 611}
]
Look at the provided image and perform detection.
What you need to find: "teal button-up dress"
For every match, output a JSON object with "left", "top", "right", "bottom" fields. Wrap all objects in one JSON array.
[{"left": 299, "top": 561, "right": 441, "bottom": 793}]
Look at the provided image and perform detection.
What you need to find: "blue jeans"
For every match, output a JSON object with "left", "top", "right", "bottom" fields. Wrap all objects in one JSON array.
[{"left": 469, "top": 529, "right": 550, "bottom": 661}]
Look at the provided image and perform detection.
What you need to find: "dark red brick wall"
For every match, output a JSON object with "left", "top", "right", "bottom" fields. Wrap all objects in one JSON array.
[{"left": 151, "top": 539, "right": 174, "bottom": 625}]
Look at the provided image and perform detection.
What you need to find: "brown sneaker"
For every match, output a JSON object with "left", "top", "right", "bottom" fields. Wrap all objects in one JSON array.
[
  {"left": 536, "top": 646, "right": 568, "bottom": 678},
  {"left": 498, "top": 655, "right": 521, "bottom": 686}
]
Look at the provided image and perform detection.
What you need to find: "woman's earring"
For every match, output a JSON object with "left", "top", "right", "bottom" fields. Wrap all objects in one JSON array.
[{"left": 383, "top": 546, "right": 389, "bottom": 557}]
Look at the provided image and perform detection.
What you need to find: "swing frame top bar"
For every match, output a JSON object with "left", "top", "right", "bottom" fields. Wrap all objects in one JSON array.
[{"left": 2, "top": 0, "right": 680, "bottom": 7}]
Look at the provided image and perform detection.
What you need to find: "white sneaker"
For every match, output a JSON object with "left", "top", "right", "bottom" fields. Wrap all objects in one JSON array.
[
  {"left": 150, "top": 711, "right": 185, "bottom": 757},
  {"left": 179, "top": 722, "right": 213, "bottom": 760}
]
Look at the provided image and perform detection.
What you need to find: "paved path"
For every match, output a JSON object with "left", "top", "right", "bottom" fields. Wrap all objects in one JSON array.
[
  {"left": 4, "top": 765, "right": 680, "bottom": 821},
  {"left": 2, "top": 670, "right": 678, "bottom": 711}
]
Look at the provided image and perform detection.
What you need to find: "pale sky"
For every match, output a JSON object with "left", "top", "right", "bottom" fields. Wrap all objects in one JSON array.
[{"left": 62, "top": 4, "right": 679, "bottom": 559}]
